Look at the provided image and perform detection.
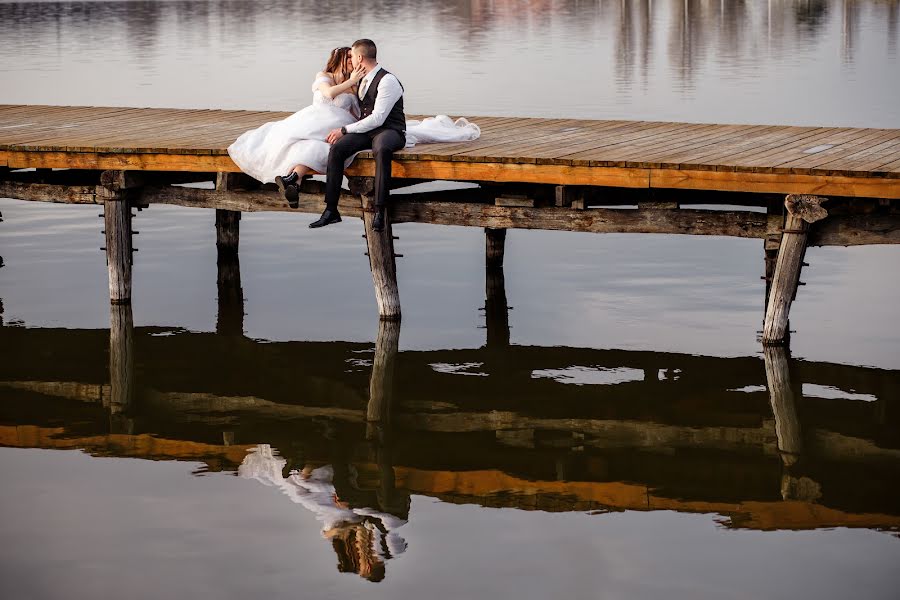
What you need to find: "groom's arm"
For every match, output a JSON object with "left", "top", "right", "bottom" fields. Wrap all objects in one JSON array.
[{"left": 344, "top": 75, "right": 403, "bottom": 134}]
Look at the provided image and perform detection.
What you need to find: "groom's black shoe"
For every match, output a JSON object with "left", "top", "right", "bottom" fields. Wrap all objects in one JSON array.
[
  {"left": 371, "top": 209, "right": 386, "bottom": 232},
  {"left": 309, "top": 208, "right": 342, "bottom": 228}
]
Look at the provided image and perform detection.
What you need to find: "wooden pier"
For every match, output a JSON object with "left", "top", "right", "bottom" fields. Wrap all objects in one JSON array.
[{"left": 2, "top": 105, "right": 899, "bottom": 343}]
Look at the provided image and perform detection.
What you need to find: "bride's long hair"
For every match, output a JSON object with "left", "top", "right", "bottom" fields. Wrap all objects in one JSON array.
[{"left": 324, "top": 46, "right": 352, "bottom": 83}]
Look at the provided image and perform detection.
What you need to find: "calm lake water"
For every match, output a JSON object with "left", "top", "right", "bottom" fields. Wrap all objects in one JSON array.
[{"left": 2, "top": 1, "right": 900, "bottom": 599}]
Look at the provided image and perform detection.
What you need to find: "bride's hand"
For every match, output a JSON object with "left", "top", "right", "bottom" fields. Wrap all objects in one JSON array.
[{"left": 348, "top": 64, "right": 366, "bottom": 84}]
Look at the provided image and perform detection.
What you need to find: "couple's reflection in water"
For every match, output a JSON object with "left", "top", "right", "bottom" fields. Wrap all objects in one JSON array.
[
  {"left": 239, "top": 445, "right": 407, "bottom": 582},
  {"left": 1, "top": 256, "right": 900, "bottom": 582},
  {"left": 238, "top": 320, "right": 408, "bottom": 583}
]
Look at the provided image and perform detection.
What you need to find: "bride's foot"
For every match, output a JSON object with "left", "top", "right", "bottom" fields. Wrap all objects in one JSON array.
[
  {"left": 275, "top": 171, "right": 299, "bottom": 189},
  {"left": 276, "top": 172, "right": 301, "bottom": 208}
]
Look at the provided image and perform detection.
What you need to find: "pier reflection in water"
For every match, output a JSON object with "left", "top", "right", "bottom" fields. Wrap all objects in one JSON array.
[{"left": 2, "top": 271, "right": 899, "bottom": 582}]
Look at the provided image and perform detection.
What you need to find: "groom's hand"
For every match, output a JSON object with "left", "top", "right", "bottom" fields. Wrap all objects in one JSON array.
[{"left": 327, "top": 128, "right": 344, "bottom": 144}]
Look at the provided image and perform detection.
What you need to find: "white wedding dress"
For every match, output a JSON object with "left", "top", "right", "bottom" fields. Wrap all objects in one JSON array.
[
  {"left": 228, "top": 76, "right": 481, "bottom": 183},
  {"left": 228, "top": 76, "right": 360, "bottom": 183},
  {"left": 405, "top": 115, "right": 480, "bottom": 146}
]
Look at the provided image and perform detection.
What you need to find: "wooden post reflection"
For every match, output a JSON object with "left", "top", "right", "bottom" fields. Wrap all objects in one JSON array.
[
  {"left": 484, "top": 228, "right": 510, "bottom": 348},
  {"left": 366, "top": 320, "right": 400, "bottom": 441},
  {"left": 366, "top": 319, "right": 402, "bottom": 516},
  {"left": 109, "top": 303, "right": 134, "bottom": 434},
  {"left": 216, "top": 211, "right": 244, "bottom": 336},
  {"left": 485, "top": 265, "right": 511, "bottom": 348},
  {"left": 763, "top": 345, "right": 803, "bottom": 467}
]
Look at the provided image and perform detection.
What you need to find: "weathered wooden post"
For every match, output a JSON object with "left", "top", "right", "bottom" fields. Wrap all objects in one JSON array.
[
  {"left": 108, "top": 303, "right": 134, "bottom": 434},
  {"left": 215, "top": 209, "right": 241, "bottom": 256},
  {"left": 99, "top": 171, "right": 136, "bottom": 305},
  {"left": 216, "top": 239, "right": 244, "bottom": 336},
  {"left": 762, "top": 195, "right": 828, "bottom": 344},
  {"left": 214, "top": 173, "right": 247, "bottom": 257},
  {"left": 214, "top": 173, "right": 249, "bottom": 336},
  {"left": 763, "top": 345, "right": 803, "bottom": 467},
  {"left": 484, "top": 227, "right": 511, "bottom": 347},
  {"left": 352, "top": 177, "right": 401, "bottom": 320},
  {"left": 763, "top": 196, "right": 783, "bottom": 314},
  {"left": 485, "top": 227, "right": 506, "bottom": 269}
]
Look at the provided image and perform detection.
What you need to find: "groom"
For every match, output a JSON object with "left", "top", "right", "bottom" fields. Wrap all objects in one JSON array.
[{"left": 309, "top": 38, "right": 406, "bottom": 231}]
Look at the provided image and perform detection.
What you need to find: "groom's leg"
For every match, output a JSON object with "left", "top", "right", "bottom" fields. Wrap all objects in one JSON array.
[
  {"left": 371, "top": 129, "right": 406, "bottom": 209},
  {"left": 324, "top": 133, "right": 372, "bottom": 210}
]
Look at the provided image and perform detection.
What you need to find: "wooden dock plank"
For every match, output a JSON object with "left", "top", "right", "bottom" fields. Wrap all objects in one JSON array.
[
  {"left": 814, "top": 137, "right": 900, "bottom": 174},
  {"left": 773, "top": 129, "right": 900, "bottom": 172},
  {"left": 615, "top": 124, "right": 768, "bottom": 168},
  {"left": 733, "top": 128, "right": 871, "bottom": 172},
  {"left": 449, "top": 120, "right": 663, "bottom": 164},
  {"left": 1, "top": 107, "right": 208, "bottom": 149},
  {"left": 569, "top": 124, "right": 813, "bottom": 168},
  {"left": 561, "top": 123, "right": 730, "bottom": 167},
  {"left": 430, "top": 119, "right": 638, "bottom": 159},
  {"left": 666, "top": 126, "right": 823, "bottom": 171},
  {"left": 873, "top": 157, "right": 900, "bottom": 174},
  {"left": 707, "top": 127, "right": 838, "bottom": 171},
  {"left": 642, "top": 125, "right": 785, "bottom": 170},
  {"left": 463, "top": 121, "right": 676, "bottom": 164}
]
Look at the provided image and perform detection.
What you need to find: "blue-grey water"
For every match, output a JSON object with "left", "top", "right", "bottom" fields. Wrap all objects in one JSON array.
[{"left": 1, "top": 1, "right": 900, "bottom": 599}]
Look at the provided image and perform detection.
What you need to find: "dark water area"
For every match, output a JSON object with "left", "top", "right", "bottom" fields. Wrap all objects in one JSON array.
[{"left": 2, "top": 1, "right": 900, "bottom": 598}]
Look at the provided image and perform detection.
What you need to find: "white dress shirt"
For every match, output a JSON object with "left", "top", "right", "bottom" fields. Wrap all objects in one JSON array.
[{"left": 345, "top": 64, "right": 404, "bottom": 134}]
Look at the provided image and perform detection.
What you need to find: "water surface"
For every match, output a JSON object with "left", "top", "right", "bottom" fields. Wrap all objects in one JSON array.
[{"left": 2, "top": 1, "right": 900, "bottom": 599}]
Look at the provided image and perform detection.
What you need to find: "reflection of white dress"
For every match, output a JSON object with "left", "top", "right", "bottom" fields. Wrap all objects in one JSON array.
[
  {"left": 227, "top": 76, "right": 360, "bottom": 183},
  {"left": 239, "top": 444, "right": 408, "bottom": 558}
]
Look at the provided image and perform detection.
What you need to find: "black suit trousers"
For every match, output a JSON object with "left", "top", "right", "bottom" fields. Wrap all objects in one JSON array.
[{"left": 324, "top": 128, "right": 406, "bottom": 211}]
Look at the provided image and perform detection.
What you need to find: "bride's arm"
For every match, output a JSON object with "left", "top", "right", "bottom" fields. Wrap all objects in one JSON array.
[{"left": 315, "top": 65, "right": 365, "bottom": 100}]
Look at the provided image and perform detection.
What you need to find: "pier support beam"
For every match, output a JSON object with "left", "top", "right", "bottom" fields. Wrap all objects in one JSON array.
[
  {"left": 215, "top": 209, "right": 241, "bottom": 257},
  {"left": 214, "top": 173, "right": 248, "bottom": 258},
  {"left": 214, "top": 174, "right": 247, "bottom": 335},
  {"left": 99, "top": 181, "right": 133, "bottom": 305},
  {"left": 485, "top": 227, "right": 506, "bottom": 269},
  {"left": 214, "top": 209, "right": 243, "bottom": 335},
  {"left": 762, "top": 195, "right": 828, "bottom": 345},
  {"left": 763, "top": 196, "right": 783, "bottom": 312},
  {"left": 353, "top": 177, "right": 401, "bottom": 321},
  {"left": 215, "top": 233, "right": 244, "bottom": 336},
  {"left": 484, "top": 228, "right": 510, "bottom": 346}
]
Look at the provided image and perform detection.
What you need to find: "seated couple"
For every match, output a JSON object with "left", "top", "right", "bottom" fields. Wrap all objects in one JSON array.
[{"left": 228, "top": 38, "right": 480, "bottom": 231}]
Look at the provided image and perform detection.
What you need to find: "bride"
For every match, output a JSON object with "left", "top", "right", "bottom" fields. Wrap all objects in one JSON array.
[
  {"left": 228, "top": 46, "right": 481, "bottom": 206},
  {"left": 228, "top": 47, "right": 363, "bottom": 199}
]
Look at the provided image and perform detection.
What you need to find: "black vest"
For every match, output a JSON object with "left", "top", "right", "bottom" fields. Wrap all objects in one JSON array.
[{"left": 360, "top": 68, "right": 406, "bottom": 133}]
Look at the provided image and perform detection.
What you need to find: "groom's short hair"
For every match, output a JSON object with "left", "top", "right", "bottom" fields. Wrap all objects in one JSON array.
[{"left": 352, "top": 39, "right": 377, "bottom": 60}]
